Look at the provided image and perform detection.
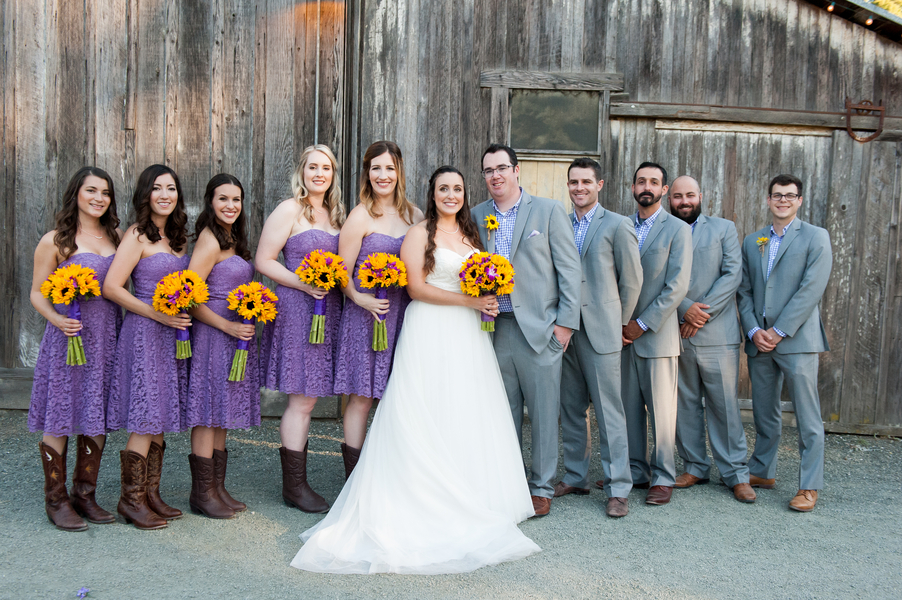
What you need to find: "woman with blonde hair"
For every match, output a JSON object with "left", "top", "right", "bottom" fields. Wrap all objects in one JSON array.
[
  {"left": 256, "top": 144, "right": 345, "bottom": 513},
  {"left": 333, "top": 141, "right": 423, "bottom": 478}
]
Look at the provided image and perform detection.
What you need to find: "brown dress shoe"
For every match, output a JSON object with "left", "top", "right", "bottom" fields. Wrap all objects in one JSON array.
[
  {"left": 530, "top": 495, "right": 551, "bottom": 517},
  {"left": 597, "top": 480, "right": 648, "bottom": 490},
  {"left": 674, "top": 473, "right": 709, "bottom": 488},
  {"left": 749, "top": 475, "right": 776, "bottom": 489},
  {"left": 732, "top": 482, "right": 757, "bottom": 503},
  {"left": 71, "top": 436, "right": 115, "bottom": 524},
  {"left": 788, "top": 489, "right": 818, "bottom": 512},
  {"left": 553, "top": 481, "right": 590, "bottom": 497},
  {"left": 606, "top": 497, "right": 629, "bottom": 518},
  {"left": 645, "top": 485, "right": 673, "bottom": 505},
  {"left": 40, "top": 442, "right": 88, "bottom": 532}
]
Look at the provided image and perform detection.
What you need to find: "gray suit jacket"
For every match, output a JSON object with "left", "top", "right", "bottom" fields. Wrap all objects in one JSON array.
[
  {"left": 472, "top": 190, "right": 582, "bottom": 353},
  {"left": 575, "top": 207, "right": 643, "bottom": 355},
  {"left": 630, "top": 209, "right": 692, "bottom": 358},
  {"left": 737, "top": 218, "right": 832, "bottom": 356},
  {"left": 677, "top": 215, "right": 742, "bottom": 347}
]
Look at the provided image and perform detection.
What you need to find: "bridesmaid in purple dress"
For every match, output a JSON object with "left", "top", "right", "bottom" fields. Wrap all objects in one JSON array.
[
  {"left": 29, "top": 167, "right": 122, "bottom": 532},
  {"left": 103, "top": 164, "right": 191, "bottom": 530},
  {"left": 185, "top": 174, "right": 259, "bottom": 519},
  {"left": 334, "top": 141, "right": 424, "bottom": 476},
  {"left": 256, "top": 145, "right": 345, "bottom": 513}
]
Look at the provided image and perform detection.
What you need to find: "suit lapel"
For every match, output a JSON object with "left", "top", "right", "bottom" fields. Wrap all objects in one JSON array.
[
  {"left": 509, "top": 191, "right": 532, "bottom": 259},
  {"left": 769, "top": 219, "right": 801, "bottom": 275},
  {"left": 640, "top": 210, "right": 667, "bottom": 257},
  {"left": 692, "top": 214, "right": 706, "bottom": 250},
  {"left": 580, "top": 206, "right": 604, "bottom": 258},
  {"left": 759, "top": 225, "right": 770, "bottom": 283},
  {"left": 474, "top": 202, "right": 495, "bottom": 253}
]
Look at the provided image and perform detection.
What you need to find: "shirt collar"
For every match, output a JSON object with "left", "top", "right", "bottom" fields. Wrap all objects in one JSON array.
[
  {"left": 770, "top": 218, "right": 795, "bottom": 238},
  {"left": 633, "top": 204, "right": 663, "bottom": 226},
  {"left": 573, "top": 203, "right": 599, "bottom": 225},
  {"left": 493, "top": 188, "right": 523, "bottom": 217}
]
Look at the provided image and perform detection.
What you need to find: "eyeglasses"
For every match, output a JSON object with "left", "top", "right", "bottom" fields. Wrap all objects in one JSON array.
[
  {"left": 769, "top": 193, "right": 800, "bottom": 201},
  {"left": 482, "top": 165, "right": 513, "bottom": 178}
]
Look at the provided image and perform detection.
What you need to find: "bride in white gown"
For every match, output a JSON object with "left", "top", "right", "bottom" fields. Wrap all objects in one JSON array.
[{"left": 290, "top": 166, "right": 540, "bottom": 574}]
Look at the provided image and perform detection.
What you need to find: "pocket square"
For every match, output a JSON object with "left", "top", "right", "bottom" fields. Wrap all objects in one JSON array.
[{"left": 527, "top": 230, "right": 541, "bottom": 239}]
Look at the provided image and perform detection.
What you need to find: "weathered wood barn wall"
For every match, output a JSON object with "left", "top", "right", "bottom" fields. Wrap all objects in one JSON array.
[{"left": 2, "top": 0, "right": 901, "bottom": 434}]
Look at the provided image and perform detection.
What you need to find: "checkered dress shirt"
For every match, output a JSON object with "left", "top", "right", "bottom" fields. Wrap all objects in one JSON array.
[
  {"left": 747, "top": 220, "right": 793, "bottom": 341},
  {"left": 493, "top": 193, "right": 522, "bottom": 313},
  {"left": 571, "top": 203, "right": 599, "bottom": 254}
]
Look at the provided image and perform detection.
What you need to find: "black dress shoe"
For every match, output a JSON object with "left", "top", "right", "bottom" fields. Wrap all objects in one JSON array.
[
  {"left": 597, "top": 480, "right": 649, "bottom": 490},
  {"left": 553, "top": 481, "right": 590, "bottom": 497}
]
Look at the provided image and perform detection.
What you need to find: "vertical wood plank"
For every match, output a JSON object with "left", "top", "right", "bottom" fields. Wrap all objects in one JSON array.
[
  {"left": 1, "top": 0, "right": 19, "bottom": 367},
  {"left": 263, "top": 0, "right": 295, "bottom": 212},
  {"left": 95, "top": 0, "right": 129, "bottom": 212},
  {"left": 250, "top": 1, "right": 268, "bottom": 245}
]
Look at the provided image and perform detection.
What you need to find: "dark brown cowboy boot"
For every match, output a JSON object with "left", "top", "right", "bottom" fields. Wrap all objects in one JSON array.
[
  {"left": 279, "top": 443, "right": 329, "bottom": 513},
  {"left": 188, "top": 454, "right": 235, "bottom": 519},
  {"left": 212, "top": 448, "right": 246, "bottom": 512},
  {"left": 39, "top": 442, "right": 88, "bottom": 532},
  {"left": 117, "top": 450, "right": 167, "bottom": 530},
  {"left": 70, "top": 436, "right": 115, "bottom": 524},
  {"left": 341, "top": 443, "right": 361, "bottom": 480},
  {"left": 145, "top": 441, "right": 182, "bottom": 520}
]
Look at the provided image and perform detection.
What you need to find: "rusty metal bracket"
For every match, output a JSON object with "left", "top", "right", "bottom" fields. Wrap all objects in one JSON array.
[{"left": 845, "top": 98, "right": 884, "bottom": 143}]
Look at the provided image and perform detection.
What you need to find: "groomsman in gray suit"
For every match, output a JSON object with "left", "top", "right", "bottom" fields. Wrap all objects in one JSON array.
[
  {"left": 737, "top": 174, "right": 832, "bottom": 512},
  {"left": 472, "top": 144, "right": 582, "bottom": 517},
  {"left": 621, "top": 162, "right": 692, "bottom": 506},
  {"left": 668, "top": 176, "right": 756, "bottom": 504},
  {"left": 555, "top": 158, "right": 642, "bottom": 518}
]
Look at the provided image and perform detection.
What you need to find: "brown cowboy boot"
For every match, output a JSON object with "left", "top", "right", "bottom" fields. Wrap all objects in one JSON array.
[
  {"left": 279, "top": 443, "right": 329, "bottom": 513},
  {"left": 212, "top": 448, "right": 246, "bottom": 512},
  {"left": 39, "top": 442, "right": 88, "bottom": 532},
  {"left": 70, "top": 436, "right": 115, "bottom": 524},
  {"left": 117, "top": 450, "right": 167, "bottom": 530},
  {"left": 145, "top": 441, "right": 182, "bottom": 520},
  {"left": 188, "top": 454, "right": 235, "bottom": 519},
  {"left": 341, "top": 443, "right": 361, "bottom": 480}
]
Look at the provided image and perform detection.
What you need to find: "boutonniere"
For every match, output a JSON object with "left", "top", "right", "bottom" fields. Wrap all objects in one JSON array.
[
  {"left": 756, "top": 236, "right": 769, "bottom": 255},
  {"left": 484, "top": 215, "right": 499, "bottom": 241}
]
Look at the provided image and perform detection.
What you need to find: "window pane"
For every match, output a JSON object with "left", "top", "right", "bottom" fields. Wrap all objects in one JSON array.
[{"left": 510, "top": 90, "right": 599, "bottom": 152}]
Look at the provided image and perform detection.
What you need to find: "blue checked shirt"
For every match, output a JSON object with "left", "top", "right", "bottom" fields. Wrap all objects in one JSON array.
[
  {"left": 747, "top": 220, "right": 793, "bottom": 341},
  {"left": 571, "top": 203, "right": 599, "bottom": 254},
  {"left": 493, "top": 192, "right": 522, "bottom": 313},
  {"left": 631, "top": 205, "right": 664, "bottom": 331}
]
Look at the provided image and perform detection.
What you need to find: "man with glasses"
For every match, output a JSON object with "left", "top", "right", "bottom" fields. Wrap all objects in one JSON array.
[
  {"left": 620, "top": 162, "right": 692, "bottom": 506},
  {"left": 668, "top": 176, "right": 755, "bottom": 504},
  {"left": 472, "top": 143, "right": 581, "bottom": 517},
  {"left": 737, "top": 174, "right": 832, "bottom": 512}
]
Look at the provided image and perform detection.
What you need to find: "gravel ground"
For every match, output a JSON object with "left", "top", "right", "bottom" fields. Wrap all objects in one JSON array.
[{"left": 0, "top": 409, "right": 899, "bottom": 600}]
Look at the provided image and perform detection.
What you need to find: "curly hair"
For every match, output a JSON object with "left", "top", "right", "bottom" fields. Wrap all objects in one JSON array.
[
  {"left": 53, "top": 167, "right": 120, "bottom": 259},
  {"left": 192, "top": 173, "right": 251, "bottom": 260},
  {"left": 423, "top": 166, "right": 484, "bottom": 275},
  {"left": 290, "top": 144, "right": 346, "bottom": 229},
  {"left": 359, "top": 141, "right": 416, "bottom": 225},
  {"left": 131, "top": 164, "right": 188, "bottom": 253}
]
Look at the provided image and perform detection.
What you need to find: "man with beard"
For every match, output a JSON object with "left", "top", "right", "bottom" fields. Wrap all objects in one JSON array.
[
  {"left": 555, "top": 158, "right": 642, "bottom": 518},
  {"left": 668, "top": 176, "right": 755, "bottom": 503},
  {"left": 620, "top": 162, "right": 691, "bottom": 506}
]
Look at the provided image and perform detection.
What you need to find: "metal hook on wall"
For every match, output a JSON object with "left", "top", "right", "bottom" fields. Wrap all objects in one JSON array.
[{"left": 845, "top": 98, "right": 884, "bottom": 143}]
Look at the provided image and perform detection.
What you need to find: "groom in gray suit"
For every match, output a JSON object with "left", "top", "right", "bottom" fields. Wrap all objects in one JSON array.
[
  {"left": 621, "top": 162, "right": 692, "bottom": 506},
  {"left": 668, "top": 176, "right": 755, "bottom": 504},
  {"left": 738, "top": 174, "right": 832, "bottom": 512},
  {"left": 472, "top": 144, "right": 582, "bottom": 517},
  {"left": 555, "top": 158, "right": 642, "bottom": 518}
]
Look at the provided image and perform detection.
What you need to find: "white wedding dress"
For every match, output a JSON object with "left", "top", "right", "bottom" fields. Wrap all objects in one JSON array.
[{"left": 290, "top": 248, "right": 540, "bottom": 574}]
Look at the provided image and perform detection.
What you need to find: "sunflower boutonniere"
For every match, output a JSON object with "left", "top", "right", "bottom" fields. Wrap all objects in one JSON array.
[
  {"left": 756, "top": 236, "right": 769, "bottom": 255},
  {"left": 484, "top": 215, "right": 499, "bottom": 241}
]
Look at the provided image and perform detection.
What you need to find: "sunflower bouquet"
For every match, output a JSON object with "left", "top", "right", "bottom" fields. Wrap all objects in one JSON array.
[
  {"left": 295, "top": 250, "right": 349, "bottom": 344},
  {"left": 40, "top": 264, "right": 102, "bottom": 365},
  {"left": 226, "top": 282, "right": 278, "bottom": 381},
  {"left": 152, "top": 270, "right": 209, "bottom": 359},
  {"left": 458, "top": 252, "right": 515, "bottom": 332},
  {"left": 357, "top": 252, "right": 408, "bottom": 351}
]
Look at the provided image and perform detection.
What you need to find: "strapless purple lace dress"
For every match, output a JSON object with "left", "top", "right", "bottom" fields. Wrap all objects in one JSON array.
[
  {"left": 186, "top": 255, "right": 261, "bottom": 429},
  {"left": 29, "top": 253, "right": 121, "bottom": 437},
  {"left": 107, "top": 253, "right": 189, "bottom": 434},
  {"left": 261, "top": 229, "right": 343, "bottom": 397},
  {"left": 333, "top": 233, "right": 410, "bottom": 399}
]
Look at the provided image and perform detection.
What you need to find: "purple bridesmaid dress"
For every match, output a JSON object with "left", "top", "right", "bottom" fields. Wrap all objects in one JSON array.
[
  {"left": 333, "top": 233, "right": 410, "bottom": 399},
  {"left": 185, "top": 255, "right": 261, "bottom": 430},
  {"left": 29, "top": 253, "right": 121, "bottom": 437}
]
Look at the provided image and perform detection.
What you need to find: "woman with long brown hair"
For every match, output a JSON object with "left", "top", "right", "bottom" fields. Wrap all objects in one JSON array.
[
  {"left": 256, "top": 145, "right": 345, "bottom": 513},
  {"left": 29, "top": 167, "right": 122, "bottom": 531},
  {"left": 104, "top": 164, "right": 191, "bottom": 530},
  {"left": 333, "top": 141, "right": 423, "bottom": 478}
]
